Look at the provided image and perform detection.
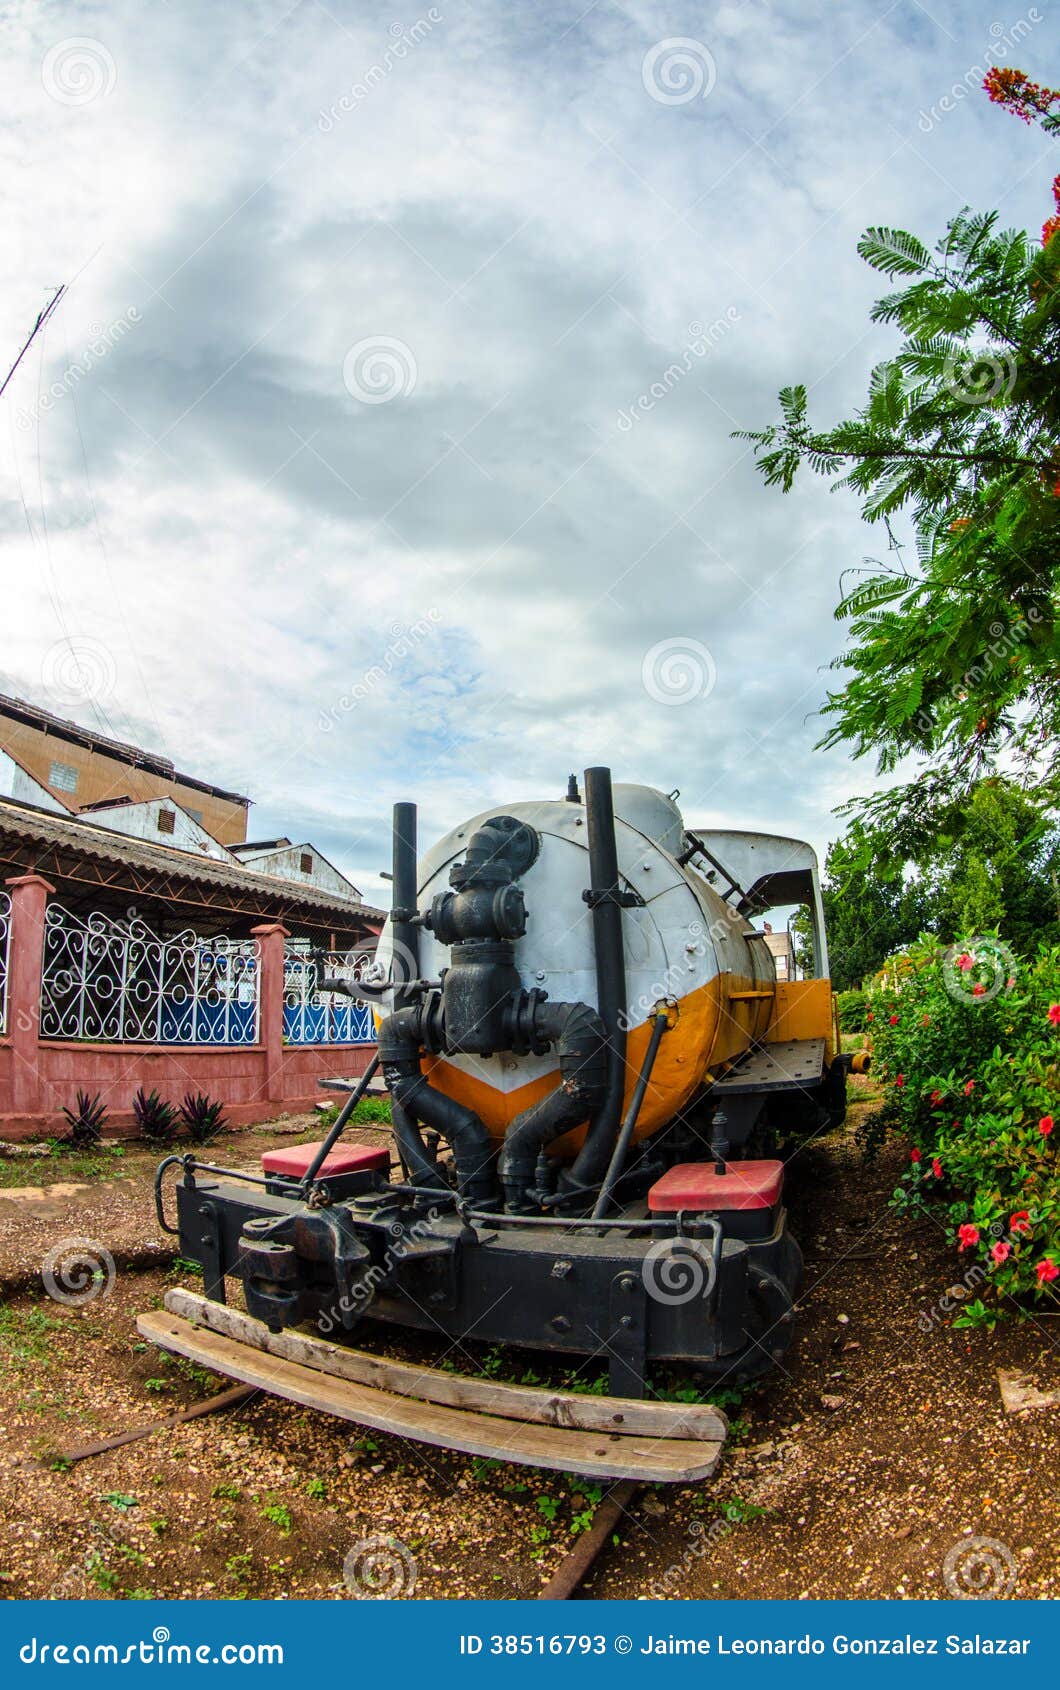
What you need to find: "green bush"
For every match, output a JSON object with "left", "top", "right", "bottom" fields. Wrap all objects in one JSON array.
[
  {"left": 866, "top": 935, "right": 1060, "bottom": 1304},
  {"left": 836, "top": 988, "right": 870, "bottom": 1033}
]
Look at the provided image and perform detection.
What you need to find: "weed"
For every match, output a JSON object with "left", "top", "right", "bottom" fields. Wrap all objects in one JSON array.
[
  {"left": 0, "top": 1307, "right": 59, "bottom": 1374},
  {"left": 85, "top": 1552, "right": 118, "bottom": 1593},
  {"left": 259, "top": 1502, "right": 293, "bottom": 1534}
]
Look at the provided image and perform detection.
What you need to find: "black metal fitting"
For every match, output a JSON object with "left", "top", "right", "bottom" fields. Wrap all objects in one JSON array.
[{"left": 499, "top": 997, "right": 609, "bottom": 1213}]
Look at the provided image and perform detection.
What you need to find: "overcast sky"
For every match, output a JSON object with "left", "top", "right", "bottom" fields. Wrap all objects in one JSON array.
[{"left": 2, "top": 0, "right": 1056, "bottom": 902}]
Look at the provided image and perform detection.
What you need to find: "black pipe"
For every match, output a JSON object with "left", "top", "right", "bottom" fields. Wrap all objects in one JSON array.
[
  {"left": 564, "top": 765, "right": 629, "bottom": 1194},
  {"left": 390, "top": 1096, "right": 448, "bottom": 1193},
  {"left": 379, "top": 1005, "right": 498, "bottom": 1205},
  {"left": 498, "top": 1000, "right": 608, "bottom": 1212},
  {"left": 591, "top": 1009, "right": 669, "bottom": 1219},
  {"left": 391, "top": 801, "right": 419, "bottom": 1009},
  {"left": 297, "top": 1053, "right": 381, "bottom": 1195}
]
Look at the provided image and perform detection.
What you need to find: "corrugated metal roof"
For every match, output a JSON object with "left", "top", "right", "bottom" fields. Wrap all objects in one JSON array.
[{"left": 0, "top": 795, "right": 384, "bottom": 923}]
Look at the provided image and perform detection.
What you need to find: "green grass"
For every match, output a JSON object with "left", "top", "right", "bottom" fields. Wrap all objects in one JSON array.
[
  {"left": 0, "top": 1142, "right": 128, "bottom": 1190},
  {"left": 0, "top": 1307, "right": 60, "bottom": 1373}
]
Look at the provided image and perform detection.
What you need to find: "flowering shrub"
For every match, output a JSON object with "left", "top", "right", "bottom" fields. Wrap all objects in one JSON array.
[{"left": 867, "top": 936, "right": 1060, "bottom": 1304}]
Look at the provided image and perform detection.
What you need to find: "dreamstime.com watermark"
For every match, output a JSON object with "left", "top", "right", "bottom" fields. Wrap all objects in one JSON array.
[
  {"left": 642, "top": 38, "right": 717, "bottom": 106},
  {"left": 41, "top": 1238, "right": 116, "bottom": 1307},
  {"left": 41, "top": 635, "right": 118, "bottom": 708},
  {"left": 317, "top": 1208, "right": 442, "bottom": 1333},
  {"left": 19, "top": 1630, "right": 283, "bottom": 1665},
  {"left": 917, "top": 11, "right": 1043, "bottom": 132},
  {"left": 41, "top": 37, "right": 117, "bottom": 105},
  {"left": 318, "top": 13, "right": 443, "bottom": 131},
  {"left": 641, "top": 637, "right": 716, "bottom": 706},
  {"left": 942, "top": 1534, "right": 1018, "bottom": 1598},
  {"left": 342, "top": 336, "right": 418, "bottom": 403},
  {"left": 942, "top": 345, "right": 1017, "bottom": 405},
  {"left": 14, "top": 309, "right": 141, "bottom": 432},
  {"left": 911, "top": 605, "right": 1043, "bottom": 739},
  {"left": 649, "top": 1512, "right": 733, "bottom": 1597},
  {"left": 343, "top": 1535, "right": 418, "bottom": 1598},
  {"left": 941, "top": 937, "right": 1018, "bottom": 1007},
  {"left": 617, "top": 311, "right": 740, "bottom": 432},
  {"left": 916, "top": 1263, "right": 988, "bottom": 1333},
  {"left": 642, "top": 1238, "right": 717, "bottom": 1307},
  {"left": 318, "top": 612, "right": 441, "bottom": 730},
  {"left": 620, "top": 910, "right": 749, "bottom": 1031}
]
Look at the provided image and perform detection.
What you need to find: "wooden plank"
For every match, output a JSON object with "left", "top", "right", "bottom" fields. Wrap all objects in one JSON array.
[
  {"left": 163, "top": 1288, "right": 727, "bottom": 1445},
  {"left": 58, "top": 1386, "right": 255, "bottom": 1464},
  {"left": 537, "top": 1481, "right": 638, "bottom": 1599},
  {"left": 137, "top": 1309, "right": 724, "bottom": 1483}
]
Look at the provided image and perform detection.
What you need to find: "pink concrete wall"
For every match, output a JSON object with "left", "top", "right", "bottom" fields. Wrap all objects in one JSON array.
[{"left": 0, "top": 875, "right": 377, "bottom": 1140}]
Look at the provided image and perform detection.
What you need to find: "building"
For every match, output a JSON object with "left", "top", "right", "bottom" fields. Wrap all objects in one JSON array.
[
  {"left": 760, "top": 923, "right": 796, "bottom": 982},
  {"left": 0, "top": 692, "right": 364, "bottom": 912},
  {"left": 0, "top": 692, "right": 250, "bottom": 844},
  {"left": 231, "top": 838, "right": 362, "bottom": 901},
  {"left": 0, "top": 693, "right": 383, "bottom": 1137}
]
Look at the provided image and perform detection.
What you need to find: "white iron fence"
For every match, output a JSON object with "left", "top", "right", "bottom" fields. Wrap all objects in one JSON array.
[
  {"left": 39, "top": 904, "right": 260, "bottom": 1045},
  {"left": 283, "top": 948, "right": 375, "bottom": 1045},
  {"left": 0, "top": 890, "right": 10, "bottom": 1035}
]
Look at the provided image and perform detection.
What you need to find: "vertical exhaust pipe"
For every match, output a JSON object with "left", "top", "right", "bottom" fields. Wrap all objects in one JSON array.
[
  {"left": 391, "top": 800, "right": 419, "bottom": 1005},
  {"left": 564, "top": 766, "right": 629, "bottom": 1195}
]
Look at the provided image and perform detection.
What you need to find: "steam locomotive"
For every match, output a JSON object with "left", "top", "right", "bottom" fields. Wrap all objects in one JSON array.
[{"left": 156, "top": 769, "right": 853, "bottom": 1413}]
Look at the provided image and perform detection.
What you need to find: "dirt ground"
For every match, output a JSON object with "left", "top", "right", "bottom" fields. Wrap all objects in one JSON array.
[{"left": 1, "top": 1086, "right": 1058, "bottom": 1602}]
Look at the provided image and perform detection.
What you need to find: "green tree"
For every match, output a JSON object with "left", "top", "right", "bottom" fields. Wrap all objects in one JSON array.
[
  {"left": 808, "top": 778, "right": 1060, "bottom": 988},
  {"left": 740, "top": 78, "right": 1060, "bottom": 852},
  {"left": 795, "top": 824, "right": 929, "bottom": 990}
]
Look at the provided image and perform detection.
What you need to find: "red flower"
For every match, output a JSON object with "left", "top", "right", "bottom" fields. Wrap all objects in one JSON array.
[
  {"left": 1036, "top": 1259, "right": 1059, "bottom": 1284},
  {"left": 895, "top": 1073, "right": 905, "bottom": 1089},
  {"left": 932, "top": 1158, "right": 943, "bottom": 1180},
  {"left": 1049, "top": 1004, "right": 1060, "bottom": 1026},
  {"left": 929, "top": 1089, "right": 942, "bottom": 1108},
  {"left": 991, "top": 1241, "right": 1011, "bottom": 1265},
  {"left": 964, "top": 1080, "right": 975, "bottom": 1096},
  {"left": 866, "top": 1012, "right": 874, "bottom": 1023},
  {"left": 958, "top": 1223, "right": 980, "bottom": 1251},
  {"left": 972, "top": 983, "right": 986, "bottom": 997},
  {"left": 889, "top": 1014, "right": 899, "bottom": 1026},
  {"left": 957, "top": 953, "right": 974, "bottom": 972},
  {"left": 1006, "top": 977, "right": 1016, "bottom": 990},
  {"left": 1010, "top": 1211, "right": 1032, "bottom": 1237},
  {"left": 1040, "top": 1115, "right": 1054, "bottom": 1138},
  {"left": 910, "top": 1148, "right": 922, "bottom": 1164},
  {"left": 922, "top": 1013, "right": 931, "bottom": 1026}
]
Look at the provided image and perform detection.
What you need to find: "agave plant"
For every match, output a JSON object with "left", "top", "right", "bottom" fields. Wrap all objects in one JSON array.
[
  {"left": 61, "top": 1090, "right": 107, "bottom": 1149},
  {"left": 178, "top": 1091, "right": 227, "bottom": 1144},
  {"left": 132, "top": 1087, "right": 177, "bottom": 1143}
]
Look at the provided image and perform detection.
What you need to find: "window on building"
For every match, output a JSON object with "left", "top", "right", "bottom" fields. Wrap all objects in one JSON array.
[
  {"left": 49, "top": 760, "right": 79, "bottom": 794},
  {"left": 300, "top": 852, "right": 314, "bottom": 875},
  {"left": 158, "top": 808, "right": 176, "bottom": 834}
]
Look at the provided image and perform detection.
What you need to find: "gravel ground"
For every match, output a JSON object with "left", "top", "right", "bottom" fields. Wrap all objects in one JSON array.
[{"left": 1, "top": 1089, "right": 1057, "bottom": 1601}]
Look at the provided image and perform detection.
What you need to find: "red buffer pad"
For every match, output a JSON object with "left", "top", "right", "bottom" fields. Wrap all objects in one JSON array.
[
  {"left": 261, "top": 1141, "right": 390, "bottom": 1178},
  {"left": 647, "top": 1159, "right": 784, "bottom": 1213}
]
